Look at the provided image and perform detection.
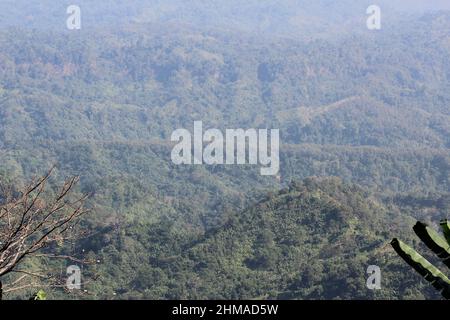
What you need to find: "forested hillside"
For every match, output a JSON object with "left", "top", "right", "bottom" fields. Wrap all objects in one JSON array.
[
  {"left": 76, "top": 179, "right": 440, "bottom": 299},
  {"left": 0, "top": 2, "right": 449, "bottom": 299}
]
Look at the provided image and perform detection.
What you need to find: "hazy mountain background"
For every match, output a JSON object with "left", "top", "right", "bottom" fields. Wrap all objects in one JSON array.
[
  {"left": 2, "top": 0, "right": 450, "bottom": 33},
  {"left": 0, "top": 0, "right": 449, "bottom": 299}
]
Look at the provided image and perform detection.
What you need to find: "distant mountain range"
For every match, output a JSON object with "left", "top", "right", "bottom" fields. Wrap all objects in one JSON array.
[
  {"left": 1, "top": 0, "right": 450, "bottom": 35},
  {"left": 0, "top": 2, "right": 449, "bottom": 299}
]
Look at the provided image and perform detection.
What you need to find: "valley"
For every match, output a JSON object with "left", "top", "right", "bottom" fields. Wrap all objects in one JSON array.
[{"left": 0, "top": 1, "right": 449, "bottom": 300}]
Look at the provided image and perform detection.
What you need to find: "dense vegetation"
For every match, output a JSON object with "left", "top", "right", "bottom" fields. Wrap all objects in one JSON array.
[
  {"left": 0, "top": 1, "right": 449, "bottom": 299},
  {"left": 86, "top": 178, "right": 439, "bottom": 300}
]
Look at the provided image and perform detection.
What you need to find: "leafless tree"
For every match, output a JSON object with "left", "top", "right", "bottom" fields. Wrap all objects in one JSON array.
[{"left": 0, "top": 167, "right": 90, "bottom": 299}]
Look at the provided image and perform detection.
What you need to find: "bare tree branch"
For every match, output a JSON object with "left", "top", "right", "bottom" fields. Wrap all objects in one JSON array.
[{"left": 0, "top": 168, "right": 90, "bottom": 298}]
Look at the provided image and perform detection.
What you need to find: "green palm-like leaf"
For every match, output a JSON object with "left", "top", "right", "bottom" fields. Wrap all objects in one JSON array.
[
  {"left": 391, "top": 238, "right": 450, "bottom": 296},
  {"left": 440, "top": 219, "right": 450, "bottom": 246},
  {"left": 413, "top": 221, "right": 450, "bottom": 267},
  {"left": 392, "top": 220, "right": 450, "bottom": 299}
]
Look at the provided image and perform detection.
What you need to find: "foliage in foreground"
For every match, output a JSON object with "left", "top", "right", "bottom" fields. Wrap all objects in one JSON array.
[{"left": 392, "top": 220, "right": 450, "bottom": 299}]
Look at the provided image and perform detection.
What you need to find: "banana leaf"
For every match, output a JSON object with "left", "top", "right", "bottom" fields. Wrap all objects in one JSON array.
[
  {"left": 391, "top": 238, "right": 450, "bottom": 299},
  {"left": 440, "top": 219, "right": 450, "bottom": 246},
  {"left": 413, "top": 221, "right": 450, "bottom": 268}
]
